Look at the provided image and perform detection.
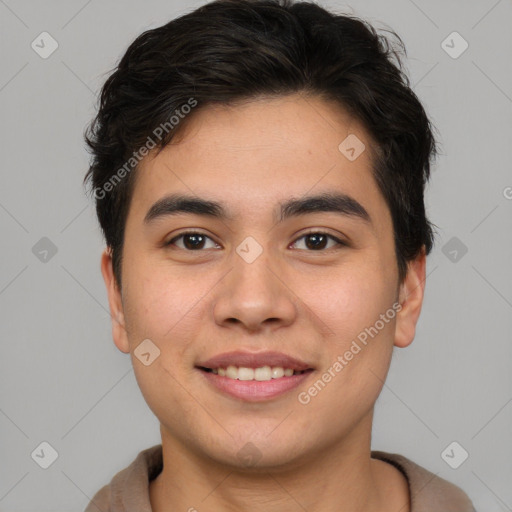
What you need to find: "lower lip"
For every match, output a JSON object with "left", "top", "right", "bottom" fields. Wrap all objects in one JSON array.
[{"left": 198, "top": 369, "right": 313, "bottom": 402}]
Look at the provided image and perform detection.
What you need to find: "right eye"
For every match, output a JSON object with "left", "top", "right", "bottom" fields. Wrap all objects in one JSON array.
[{"left": 165, "top": 231, "right": 221, "bottom": 251}]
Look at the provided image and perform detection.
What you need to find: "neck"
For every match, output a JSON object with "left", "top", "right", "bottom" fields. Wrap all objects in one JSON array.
[{"left": 149, "top": 414, "right": 409, "bottom": 512}]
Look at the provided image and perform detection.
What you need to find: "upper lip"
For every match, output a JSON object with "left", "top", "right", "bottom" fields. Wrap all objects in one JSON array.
[{"left": 197, "top": 351, "right": 313, "bottom": 371}]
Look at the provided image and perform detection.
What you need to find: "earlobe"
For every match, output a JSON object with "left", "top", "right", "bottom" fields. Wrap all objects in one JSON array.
[
  {"left": 394, "top": 247, "right": 427, "bottom": 348},
  {"left": 100, "top": 248, "right": 130, "bottom": 354}
]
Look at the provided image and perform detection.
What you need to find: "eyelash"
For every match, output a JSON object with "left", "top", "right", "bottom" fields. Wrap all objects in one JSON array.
[{"left": 165, "top": 230, "right": 347, "bottom": 251}]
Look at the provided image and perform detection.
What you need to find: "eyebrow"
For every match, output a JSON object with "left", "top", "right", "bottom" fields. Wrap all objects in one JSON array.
[{"left": 144, "top": 192, "right": 372, "bottom": 226}]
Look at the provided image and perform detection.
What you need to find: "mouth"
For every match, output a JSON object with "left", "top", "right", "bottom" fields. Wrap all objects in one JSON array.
[
  {"left": 195, "top": 351, "right": 315, "bottom": 402},
  {"left": 198, "top": 365, "right": 311, "bottom": 380}
]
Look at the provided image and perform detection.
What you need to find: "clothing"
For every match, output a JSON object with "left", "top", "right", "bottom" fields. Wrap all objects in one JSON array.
[{"left": 84, "top": 444, "right": 476, "bottom": 512}]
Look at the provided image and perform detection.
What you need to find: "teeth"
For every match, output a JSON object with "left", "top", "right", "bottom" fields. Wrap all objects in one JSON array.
[
  {"left": 226, "top": 365, "right": 238, "bottom": 379},
  {"left": 254, "top": 366, "right": 271, "bottom": 381},
  {"left": 208, "top": 365, "right": 305, "bottom": 381},
  {"left": 271, "top": 367, "right": 284, "bottom": 378},
  {"left": 238, "top": 367, "right": 254, "bottom": 381}
]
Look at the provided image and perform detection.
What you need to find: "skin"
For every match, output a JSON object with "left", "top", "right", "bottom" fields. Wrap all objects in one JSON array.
[{"left": 101, "top": 92, "right": 426, "bottom": 512}]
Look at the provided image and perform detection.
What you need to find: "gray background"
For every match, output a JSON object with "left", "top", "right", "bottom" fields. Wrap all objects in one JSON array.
[{"left": 0, "top": 0, "right": 511, "bottom": 510}]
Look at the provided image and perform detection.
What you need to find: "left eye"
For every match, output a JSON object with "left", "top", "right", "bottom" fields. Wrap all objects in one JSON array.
[
  {"left": 166, "top": 231, "right": 345, "bottom": 251},
  {"left": 291, "top": 232, "right": 346, "bottom": 251}
]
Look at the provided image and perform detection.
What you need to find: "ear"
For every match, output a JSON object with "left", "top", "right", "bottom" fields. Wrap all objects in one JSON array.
[
  {"left": 101, "top": 248, "right": 130, "bottom": 353},
  {"left": 394, "top": 246, "right": 427, "bottom": 348}
]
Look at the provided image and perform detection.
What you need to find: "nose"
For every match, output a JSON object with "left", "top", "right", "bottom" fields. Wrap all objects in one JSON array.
[{"left": 212, "top": 248, "right": 297, "bottom": 333}]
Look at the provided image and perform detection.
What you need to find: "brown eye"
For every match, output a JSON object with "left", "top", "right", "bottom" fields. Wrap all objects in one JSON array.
[
  {"left": 166, "top": 232, "right": 219, "bottom": 250},
  {"left": 292, "top": 232, "right": 346, "bottom": 251}
]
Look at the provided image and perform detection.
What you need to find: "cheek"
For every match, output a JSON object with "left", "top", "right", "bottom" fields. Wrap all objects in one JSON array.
[
  {"left": 122, "top": 265, "right": 214, "bottom": 374},
  {"left": 300, "top": 265, "right": 394, "bottom": 344},
  {"left": 123, "top": 266, "right": 188, "bottom": 334},
  {"left": 124, "top": 269, "right": 203, "bottom": 419},
  {"left": 299, "top": 265, "right": 397, "bottom": 404}
]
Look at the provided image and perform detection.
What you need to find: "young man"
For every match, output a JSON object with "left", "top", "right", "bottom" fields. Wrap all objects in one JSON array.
[{"left": 83, "top": 0, "right": 476, "bottom": 510}]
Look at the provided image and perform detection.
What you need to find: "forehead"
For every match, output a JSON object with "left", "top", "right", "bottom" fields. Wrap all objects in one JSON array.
[{"left": 128, "top": 94, "right": 391, "bottom": 235}]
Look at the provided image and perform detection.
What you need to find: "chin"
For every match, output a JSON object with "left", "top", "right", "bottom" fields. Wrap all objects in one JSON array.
[
  {"left": 215, "top": 431, "right": 314, "bottom": 472},
  {"left": 214, "top": 447, "right": 306, "bottom": 473}
]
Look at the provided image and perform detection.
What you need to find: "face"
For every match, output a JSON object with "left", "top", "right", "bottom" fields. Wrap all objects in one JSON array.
[{"left": 102, "top": 93, "right": 425, "bottom": 469}]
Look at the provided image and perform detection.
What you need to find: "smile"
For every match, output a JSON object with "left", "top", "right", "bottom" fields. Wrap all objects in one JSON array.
[
  {"left": 200, "top": 365, "right": 308, "bottom": 381},
  {"left": 197, "top": 366, "right": 314, "bottom": 402},
  {"left": 195, "top": 350, "right": 315, "bottom": 401}
]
